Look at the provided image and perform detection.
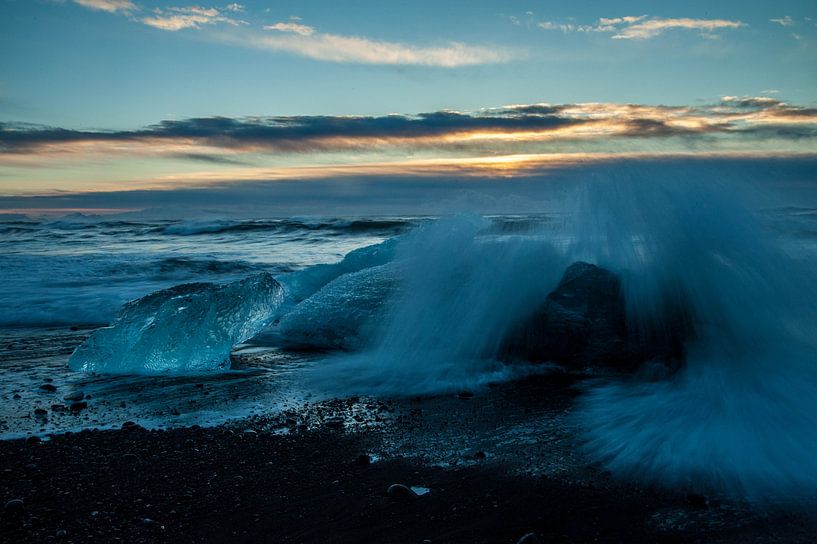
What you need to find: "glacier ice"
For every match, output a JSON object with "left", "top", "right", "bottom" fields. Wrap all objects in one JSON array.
[
  {"left": 277, "top": 264, "right": 400, "bottom": 350},
  {"left": 69, "top": 273, "right": 284, "bottom": 374}
]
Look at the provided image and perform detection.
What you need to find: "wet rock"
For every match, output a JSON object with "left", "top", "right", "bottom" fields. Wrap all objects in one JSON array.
[
  {"left": 516, "top": 533, "right": 541, "bottom": 544},
  {"left": 55, "top": 529, "right": 68, "bottom": 538},
  {"left": 69, "top": 401, "right": 88, "bottom": 412},
  {"left": 4, "top": 498, "right": 24, "bottom": 513},
  {"left": 12, "top": 394, "right": 21, "bottom": 399},
  {"left": 51, "top": 404, "right": 65, "bottom": 411},
  {"left": 63, "top": 391, "right": 84, "bottom": 402},
  {"left": 38, "top": 383, "right": 57, "bottom": 392},
  {"left": 501, "top": 261, "right": 691, "bottom": 372},
  {"left": 324, "top": 417, "right": 345, "bottom": 429},
  {"left": 26, "top": 436, "right": 41, "bottom": 444},
  {"left": 473, "top": 451, "right": 486, "bottom": 460},
  {"left": 387, "top": 484, "right": 418, "bottom": 501},
  {"left": 686, "top": 493, "right": 708, "bottom": 510},
  {"left": 34, "top": 408, "right": 48, "bottom": 416},
  {"left": 354, "top": 454, "right": 371, "bottom": 465}
]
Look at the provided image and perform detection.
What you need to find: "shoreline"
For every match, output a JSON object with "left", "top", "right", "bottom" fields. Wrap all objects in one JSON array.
[{"left": 3, "top": 374, "right": 816, "bottom": 543}]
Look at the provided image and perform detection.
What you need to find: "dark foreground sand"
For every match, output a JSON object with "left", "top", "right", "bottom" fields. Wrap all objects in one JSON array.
[{"left": 2, "top": 374, "right": 815, "bottom": 543}]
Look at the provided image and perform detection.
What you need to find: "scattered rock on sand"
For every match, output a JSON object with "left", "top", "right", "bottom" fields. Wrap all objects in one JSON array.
[
  {"left": 387, "top": 484, "right": 418, "bottom": 501},
  {"left": 4, "top": 498, "right": 24, "bottom": 514}
]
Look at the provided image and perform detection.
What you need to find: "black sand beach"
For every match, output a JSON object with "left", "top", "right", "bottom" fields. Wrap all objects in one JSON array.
[{"left": 3, "top": 372, "right": 815, "bottom": 543}]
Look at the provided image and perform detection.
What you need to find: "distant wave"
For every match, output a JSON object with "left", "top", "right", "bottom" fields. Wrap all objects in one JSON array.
[{"left": 158, "top": 218, "right": 416, "bottom": 236}]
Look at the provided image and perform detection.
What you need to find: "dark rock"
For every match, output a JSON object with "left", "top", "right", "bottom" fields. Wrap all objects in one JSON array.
[
  {"left": 34, "top": 408, "right": 48, "bottom": 416},
  {"left": 4, "top": 498, "right": 24, "bottom": 513},
  {"left": 686, "top": 493, "right": 708, "bottom": 509},
  {"left": 63, "top": 391, "right": 84, "bottom": 402},
  {"left": 69, "top": 401, "right": 88, "bottom": 412},
  {"left": 12, "top": 393, "right": 21, "bottom": 399},
  {"left": 324, "top": 417, "right": 345, "bottom": 429},
  {"left": 26, "top": 436, "right": 41, "bottom": 444},
  {"left": 55, "top": 529, "right": 68, "bottom": 538},
  {"left": 473, "top": 451, "right": 486, "bottom": 460},
  {"left": 457, "top": 391, "right": 474, "bottom": 400},
  {"left": 501, "top": 261, "right": 691, "bottom": 372},
  {"left": 38, "top": 383, "right": 57, "bottom": 392},
  {"left": 354, "top": 454, "right": 371, "bottom": 465},
  {"left": 516, "top": 533, "right": 541, "bottom": 544},
  {"left": 51, "top": 404, "right": 65, "bottom": 411},
  {"left": 387, "top": 484, "right": 418, "bottom": 501}
]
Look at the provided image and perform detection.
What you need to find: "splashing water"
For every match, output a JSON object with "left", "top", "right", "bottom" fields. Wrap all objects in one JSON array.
[{"left": 565, "top": 177, "right": 817, "bottom": 502}]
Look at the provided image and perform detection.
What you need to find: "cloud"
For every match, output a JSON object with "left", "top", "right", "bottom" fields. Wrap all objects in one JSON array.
[
  {"left": 224, "top": 3, "right": 243, "bottom": 12},
  {"left": 224, "top": 27, "right": 514, "bottom": 67},
  {"left": 263, "top": 22, "right": 315, "bottom": 36},
  {"left": 610, "top": 17, "right": 745, "bottom": 40},
  {"left": 770, "top": 16, "right": 794, "bottom": 27},
  {"left": 72, "top": 0, "right": 135, "bottom": 13},
  {"left": 3, "top": 99, "right": 815, "bottom": 164},
  {"left": 536, "top": 15, "right": 744, "bottom": 40},
  {"left": 142, "top": 6, "right": 242, "bottom": 31}
]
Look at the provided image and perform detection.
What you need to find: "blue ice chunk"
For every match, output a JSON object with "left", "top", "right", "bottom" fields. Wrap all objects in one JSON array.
[{"left": 69, "top": 273, "right": 284, "bottom": 374}]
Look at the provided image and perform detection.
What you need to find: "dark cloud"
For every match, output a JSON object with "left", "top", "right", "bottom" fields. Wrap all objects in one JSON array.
[
  {"left": 2, "top": 100, "right": 815, "bottom": 155},
  {"left": 0, "top": 111, "right": 582, "bottom": 153}
]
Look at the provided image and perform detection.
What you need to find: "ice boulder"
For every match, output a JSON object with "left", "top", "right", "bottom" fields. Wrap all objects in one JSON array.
[
  {"left": 277, "top": 264, "right": 400, "bottom": 350},
  {"left": 69, "top": 273, "right": 284, "bottom": 374}
]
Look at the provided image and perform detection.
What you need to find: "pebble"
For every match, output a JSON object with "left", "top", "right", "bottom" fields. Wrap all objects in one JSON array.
[
  {"left": 34, "top": 408, "right": 48, "bottom": 416},
  {"left": 387, "top": 484, "right": 419, "bottom": 501},
  {"left": 354, "top": 454, "right": 371, "bottom": 465},
  {"left": 39, "top": 384, "right": 57, "bottom": 392},
  {"left": 69, "top": 401, "right": 88, "bottom": 412},
  {"left": 686, "top": 493, "right": 708, "bottom": 509},
  {"left": 63, "top": 391, "right": 84, "bottom": 402},
  {"left": 4, "top": 498, "right": 24, "bottom": 513},
  {"left": 516, "top": 533, "right": 541, "bottom": 544}
]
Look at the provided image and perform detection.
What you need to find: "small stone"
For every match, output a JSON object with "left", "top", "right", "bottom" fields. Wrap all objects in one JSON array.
[
  {"left": 354, "top": 454, "right": 371, "bottom": 465},
  {"left": 387, "top": 484, "right": 418, "bottom": 501},
  {"left": 63, "top": 391, "right": 84, "bottom": 402},
  {"left": 516, "top": 533, "right": 541, "bottom": 544},
  {"left": 51, "top": 404, "right": 65, "bottom": 411},
  {"left": 12, "top": 394, "right": 21, "bottom": 399},
  {"left": 140, "top": 517, "right": 155, "bottom": 526},
  {"left": 686, "top": 493, "right": 708, "bottom": 509},
  {"left": 121, "top": 421, "right": 139, "bottom": 429},
  {"left": 4, "top": 499, "right": 24, "bottom": 513},
  {"left": 457, "top": 391, "right": 474, "bottom": 400},
  {"left": 122, "top": 453, "right": 139, "bottom": 463},
  {"left": 474, "top": 451, "right": 486, "bottom": 460},
  {"left": 26, "top": 436, "right": 41, "bottom": 444},
  {"left": 38, "top": 384, "right": 57, "bottom": 392},
  {"left": 56, "top": 529, "right": 68, "bottom": 538},
  {"left": 69, "top": 401, "right": 88, "bottom": 412},
  {"left": 34, "top": 408, "right": 48, "bottom": 416}
]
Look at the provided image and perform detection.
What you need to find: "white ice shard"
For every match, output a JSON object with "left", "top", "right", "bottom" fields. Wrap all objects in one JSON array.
[{"left": 69, "top": 273, "right": 284, "bottom": 374}]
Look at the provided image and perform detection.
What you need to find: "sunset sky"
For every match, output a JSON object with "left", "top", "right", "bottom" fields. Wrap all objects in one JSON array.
[{"left": 1, "top": 0, "right": 815, "bottom": 214}]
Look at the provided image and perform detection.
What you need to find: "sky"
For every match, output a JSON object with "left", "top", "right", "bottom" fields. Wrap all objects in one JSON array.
[{"left": 0, "top": 0, "right": 816, "bottom": 214}]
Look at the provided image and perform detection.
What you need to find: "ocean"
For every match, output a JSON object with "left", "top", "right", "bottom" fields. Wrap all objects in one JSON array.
[{"left": 3, "top": 191, "right": 817, "bottom": 500}]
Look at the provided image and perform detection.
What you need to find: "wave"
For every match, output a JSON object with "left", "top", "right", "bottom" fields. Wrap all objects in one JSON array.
[{"left": 158, "top": 218, "right": 417, "bottom": 236}]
